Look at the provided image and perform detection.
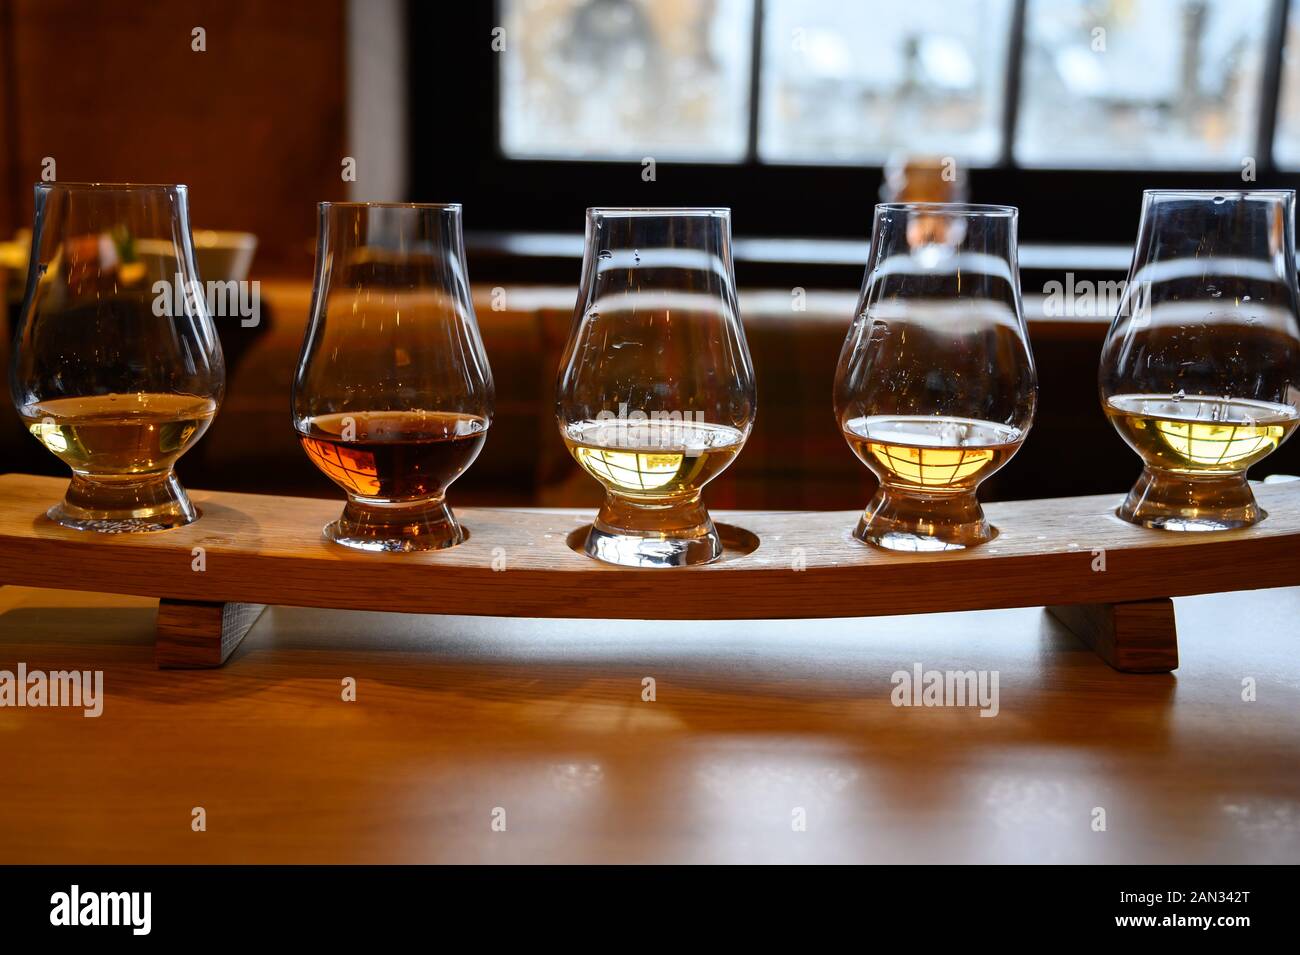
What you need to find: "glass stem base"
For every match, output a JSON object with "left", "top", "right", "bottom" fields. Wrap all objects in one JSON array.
[
  {"left": 854, "top": 486, "right": 995, "bottom": 552},
  {"left": 325, "top": 496, "right": 464, "bottom": 552},
  {"left": 1118, "top": 466, "right": 1263, "bottom": 531},
  {"left": 584, "top": 492, "right": 721, "bottom": 567},
  {"left": 48, "top": 470, "right": 198, "bottom": 533}
]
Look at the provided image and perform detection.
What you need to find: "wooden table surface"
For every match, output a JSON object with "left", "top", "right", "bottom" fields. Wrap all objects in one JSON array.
[{"left": 1, "top": 583, "right": 1297, "bottom": 864}]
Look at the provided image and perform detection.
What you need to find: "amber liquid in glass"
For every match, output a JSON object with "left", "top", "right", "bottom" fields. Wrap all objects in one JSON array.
[
  {"left": 298, "top": 410, "right": 488, "bottom": 501},
  {"left": 841, "top": 415, "right": 1023, "bottom": 491},
  {"left": 20, "top": 393, "right": 217, "bottom": 474},
  {"left": 1104, "top": 394, "right": 1299, "bottom": 473},
  {"left": 562, "top": 419, "right": 744, "bottom": 501}
]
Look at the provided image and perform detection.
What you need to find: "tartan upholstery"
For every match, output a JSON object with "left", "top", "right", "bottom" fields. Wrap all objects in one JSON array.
[
  {"left": 13, "top": 282, "right": 1295, "bottom": 511},
  {"left": 534, "top": 289, "right": 871, "bottom": 511}
]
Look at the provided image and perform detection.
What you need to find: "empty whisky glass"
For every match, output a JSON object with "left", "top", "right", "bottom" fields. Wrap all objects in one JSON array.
[
  {"left": 557, "top": 208, "right": 756, "bottom": 567},
  {"left": 1101, "top": 190, "right": 1300, "bottom": 530},
  {"left": 292, "top": 202, "right": 493, "bottom": 551},
  {"left": 835, "top": 203, "right": 1036, "bottom": 551},
  {"left": 10, "top": 182, "right": 225, "bottom": 531}
]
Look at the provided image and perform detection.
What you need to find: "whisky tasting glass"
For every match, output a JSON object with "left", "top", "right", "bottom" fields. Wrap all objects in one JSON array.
[
  {"left": 1101, "top": 190, "right": 1300, "bottom": 530},
  {"left": 834, "top": 203, "right": 1036, "bottom": 551},
  {"left": 10, "top": 183, "right": 225, "bottom": 531},
  {"left": 557, "top": 208, "right": 756, "bottom": 567},
  {"left": 292, "top": 202, "right": 493, "bottom": 552}
]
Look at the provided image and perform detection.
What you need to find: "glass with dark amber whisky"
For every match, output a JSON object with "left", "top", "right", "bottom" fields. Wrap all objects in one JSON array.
[
  {"left": 292, "top": 203, "right": 493, "bottom": 551},
  {"left": 835, "top": 204, "right": 1036, "bottom": 550},
  {"left": 1101, "top": 190, "right": 1300, "bottom": 530},
  {"left": 557, "top": 209, "right": 755, "bottom": 566},
  {"left": 10, "top": 183, "right": 224, "bottom": 531}
]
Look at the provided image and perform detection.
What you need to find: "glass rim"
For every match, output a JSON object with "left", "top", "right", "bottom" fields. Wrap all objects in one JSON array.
[
  {"left": 587, "top": 206, "right": 731, "bottom": 217},
  {"left": 1143, "top": 188, "right": 1296, "bottom": 200},
  {"left": 876, "top": 202, "right": 1017, "bottom": 217},
  {"left": 35, "top": 181, "right": 187, "bottom": 192},
  {"left": 318, "top": 200, "right": 462, "bottom": 211}
]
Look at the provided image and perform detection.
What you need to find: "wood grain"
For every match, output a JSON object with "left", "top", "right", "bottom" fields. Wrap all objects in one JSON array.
[
  {"left": 2, "top": 583, "right": 1299, "bottom": 863},
  {"left": 155, "top": 599, "right": 266, "bottom": 668},
  {"left": 1, "top": 473, "right": 1299, "bottom": 621},
  {"left": 0, "top": 0, "right": 347, "bottom": 272},
  {"left": 1047, "top": 599, "right": 1179, "bottom": 673}
]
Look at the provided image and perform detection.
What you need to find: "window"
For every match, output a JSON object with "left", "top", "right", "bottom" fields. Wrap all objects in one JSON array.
[
  {"left": 494, "top": 0, "right": 1295, "bottom": 171},
  {"left": 1017, "top": 0, "right": 1272, "bottom": 168},
  {"left": 1274, "top": 0, "right": 1300, "bottom": 166},
  {"left": 499, "top": 0, "right": 754, "bottom": 161},
  {"left": 759, "top": 0, "right": 1013, "bottom": 164}
]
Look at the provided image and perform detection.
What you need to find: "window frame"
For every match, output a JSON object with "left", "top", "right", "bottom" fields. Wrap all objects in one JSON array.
[{"left": 408, "top": 0, "right": 1300, "bottom": 244}]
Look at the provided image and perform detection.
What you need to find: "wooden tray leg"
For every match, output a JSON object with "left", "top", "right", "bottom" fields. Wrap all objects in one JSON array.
[
  {"left": 155, "top": 599, "right": 266, "bottom": 669},
  {"left": 1047, "top": 598, "right": 1178, "bottom": 673}
]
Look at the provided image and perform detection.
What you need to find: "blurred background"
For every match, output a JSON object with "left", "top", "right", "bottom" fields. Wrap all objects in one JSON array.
[{"left": 4, "top": 0, "right": 1300, "bottom": 509}]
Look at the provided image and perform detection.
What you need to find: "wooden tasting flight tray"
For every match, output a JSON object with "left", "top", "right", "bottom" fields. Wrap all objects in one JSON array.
[{"left": 1, "top": 472, "right": 1299, "bottom": 673}]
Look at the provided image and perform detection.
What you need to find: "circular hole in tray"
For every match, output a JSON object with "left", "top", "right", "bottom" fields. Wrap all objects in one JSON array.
[
  {"left": 843, "top": 522, "right": 1000, "bottom": 552},
  {"left": 565, "top": 522, "right": 760, "bottom": 564}
]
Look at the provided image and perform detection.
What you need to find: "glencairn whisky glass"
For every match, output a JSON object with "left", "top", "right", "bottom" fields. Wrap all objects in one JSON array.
[
  {"left": 835, "top": 203, "right": 1036, "bottom": 551},
  {"left": 1101, "top": 190, "right": 1300, "bottom": 530},
  {"left": 292, "top": 202, "right": 492, "bottom": 552},
  {"left": 10, "top": 182, "right": 225, "bottom": 531},
  {"left": 557, "top": 208, "right": 755, "bottom": 567}
]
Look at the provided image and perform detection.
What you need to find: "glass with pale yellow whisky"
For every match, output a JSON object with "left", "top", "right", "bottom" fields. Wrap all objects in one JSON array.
[
  {"left": 1101, "top": 191, "right": 1300, "bottom": 530},
  {"left": 557, "top": 209, "right": 755, "bottom": 566},
  {"left": 10, "top": 183, "right": 224, "bottom": 531},
  {"left": 835, "top": 204, "right": 1037, "bottom": 550}
]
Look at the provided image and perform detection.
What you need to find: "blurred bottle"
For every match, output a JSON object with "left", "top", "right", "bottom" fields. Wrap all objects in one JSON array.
[
  {"left": 882, "top": 153, "right": 970, "bottom": 247},
  {"left": 881, "top": 153, "right": 969, "bottom": 205}
]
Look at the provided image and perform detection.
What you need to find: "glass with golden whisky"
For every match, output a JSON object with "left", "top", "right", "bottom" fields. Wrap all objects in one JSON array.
[
  {"left": 10, "top": 183, "right": 225, "bottom": 531},
  {"left": 835, "top": 203, "right": 1036, "bottom": 550},
  {"left": 557, "top": 208, "right": 755, "bottom": 566},
  {"left": 292, "top": 203, "right": 493, "bottom": 551},
  {"left": 1101, "top": 190, "right": 1300, "bottom": 530}
]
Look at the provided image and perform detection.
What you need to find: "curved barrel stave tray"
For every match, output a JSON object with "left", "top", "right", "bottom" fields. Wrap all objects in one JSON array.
[{"left": 1, "top": 473, "right": 1299, "bottom": 672}]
